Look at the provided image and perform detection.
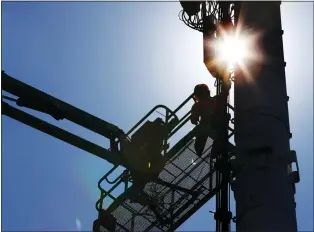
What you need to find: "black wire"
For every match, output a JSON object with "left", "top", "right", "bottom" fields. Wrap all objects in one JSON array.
[
  {"left": 179, "top": 11, "right": 202, "bottom": 32},
  {"left": 178, "top": 1, "right": 234, "bottom": 32},
  {"left": 178, "top": 2, "right": 221, "bottom": 33}
]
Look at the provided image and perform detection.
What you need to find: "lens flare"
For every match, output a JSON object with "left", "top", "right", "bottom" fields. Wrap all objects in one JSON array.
[
  {"left": 216, "top": 34, "right": 250, "bottom": 69},
  {"left": 76, "top": 218, "right": 82, "bottom": 231},
  {"left": 214, "top": 26, "right": 262, "bottom": 73}
]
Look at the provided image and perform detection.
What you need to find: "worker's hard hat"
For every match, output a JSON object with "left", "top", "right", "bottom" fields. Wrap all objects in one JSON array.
[{"left": 194, "top": 84, "right": 210, "bottom": 100}]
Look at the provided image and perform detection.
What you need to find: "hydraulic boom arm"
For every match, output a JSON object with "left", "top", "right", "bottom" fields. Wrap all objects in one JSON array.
[{"left": 2, "top": 71, "right": 125, "bottom": 166}]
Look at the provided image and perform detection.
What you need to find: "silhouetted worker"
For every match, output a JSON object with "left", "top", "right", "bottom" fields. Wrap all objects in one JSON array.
[{"left": 190, "top": 84, "right": 219, "bottom": 158}]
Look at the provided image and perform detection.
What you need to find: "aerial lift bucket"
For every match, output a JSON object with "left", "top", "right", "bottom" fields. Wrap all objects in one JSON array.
[
  {"left": 93, "top": 209, "right": 117, "bottom": 232},
  {"left": 95, "top": 95, "right": 236, "bottom": 232}
]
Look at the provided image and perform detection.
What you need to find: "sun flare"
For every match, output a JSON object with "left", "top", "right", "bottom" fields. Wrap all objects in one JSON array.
[
  {"left": 216, "top": 34, "right": 250, "bottom": 69},
  {"left": 213, "top": 27, "right": 261, "bottom": 71}
]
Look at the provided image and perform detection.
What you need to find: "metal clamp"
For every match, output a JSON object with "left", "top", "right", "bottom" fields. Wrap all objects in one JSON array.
[
  {"left": 213, "top": 209, "right": 233, "bottom": 223},
  {"left": 287, "top": 150, "right": 300, "bottom": 184}
]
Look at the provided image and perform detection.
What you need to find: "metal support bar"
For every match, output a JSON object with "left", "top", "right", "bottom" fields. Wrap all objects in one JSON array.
[
  {"left": 169, "top": 185, "right": 221, "bottom": 231},
  {"left": 155, "top": 178, "right": 198, "bottom": 195},
  {"left": 2, "top": 71, "right": 125, "bottom": 139},
  {"left": 126, "top": 104, "right": 178, "bottom": 136},
  {"left": 2, "top": 101, "right": 123, "bottom": 166},
  {"left": 172, "top": 93, "right": 194, "bottom": 115}
]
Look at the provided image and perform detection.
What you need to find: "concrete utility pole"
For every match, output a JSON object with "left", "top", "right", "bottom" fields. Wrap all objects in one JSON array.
[{"left": 232, "top": 2, "right": 299, "bottom": 232}]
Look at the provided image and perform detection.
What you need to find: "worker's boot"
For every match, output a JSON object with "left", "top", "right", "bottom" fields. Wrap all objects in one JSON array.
[{"left": 211, "top": 140, "right": 221, "bottom": 159}]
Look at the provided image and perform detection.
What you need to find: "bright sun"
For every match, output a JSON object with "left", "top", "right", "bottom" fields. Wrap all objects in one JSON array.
[
  {"left": 216, "top": 34, "right": 250, "bottom": 69},
  {"left": 212, "top": 26, "right": 261, "bottom": 72},
  {"left": 204, "top": 26, "right": 262, "bottom": 79}
]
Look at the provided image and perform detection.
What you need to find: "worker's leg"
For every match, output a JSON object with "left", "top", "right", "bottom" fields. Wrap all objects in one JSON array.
[
  {"left": 211, "top": 112, "right": 231, "bottom": 159},
  {"left": 194, "top": 119, "right": 214, "bottom": 157},
  {"left": 211, "top": 140, "right": 220, "bottom": 159},
  {"left": 194, "top": 133, "right": 208, "bottom": 157},
  {"left": 211, "top": 125, "right": 223, "bottom": 159}
]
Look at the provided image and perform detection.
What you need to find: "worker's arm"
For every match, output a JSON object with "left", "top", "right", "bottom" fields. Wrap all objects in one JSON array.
[{"left": 190, "top": 104, "right": 199, "bottom": 125}]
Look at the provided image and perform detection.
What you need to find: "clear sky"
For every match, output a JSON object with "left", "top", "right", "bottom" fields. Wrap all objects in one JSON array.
[{"left": 2, "top": 2, "right": 313, "bottom": 231}]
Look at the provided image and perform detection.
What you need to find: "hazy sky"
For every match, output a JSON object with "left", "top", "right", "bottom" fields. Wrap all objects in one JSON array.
[{"left": 2, "top": 2, "right": 313, "bottom": 231}]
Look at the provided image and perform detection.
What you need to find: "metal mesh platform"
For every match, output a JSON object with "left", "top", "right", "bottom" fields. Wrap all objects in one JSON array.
[{"left": 107, "top": 137, "right": 221, "bottom": 232}]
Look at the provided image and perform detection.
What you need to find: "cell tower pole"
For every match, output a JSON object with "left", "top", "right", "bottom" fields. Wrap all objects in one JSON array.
[
  {"left": 214, "top": 76, "right": 232, "bottom": 232},
  {"left": 201, "top": 1, "right": 233, "bottom": 231},
  {"left": 232, "top": 2, "right": 299, "bottom": 232}
]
